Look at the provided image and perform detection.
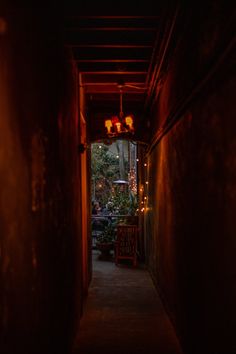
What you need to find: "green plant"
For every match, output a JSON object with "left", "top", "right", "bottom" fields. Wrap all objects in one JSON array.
[
  {"left": 91, "top": 143, "right": 120, "bottom": 206},
  {"left": 96, "top": 222, "right": 116, "bottom": 244},
  {"left": 106, "top": 191, "right": 138, "bottom": 216}
]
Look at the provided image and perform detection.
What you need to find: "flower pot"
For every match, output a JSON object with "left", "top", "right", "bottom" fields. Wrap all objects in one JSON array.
[{"left": 96, "top": 242, "right": 114, "bottom": 257}]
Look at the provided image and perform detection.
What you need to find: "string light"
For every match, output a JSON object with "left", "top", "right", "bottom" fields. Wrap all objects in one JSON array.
[{"left": 128, "top": 167, "right": 137, "bottom": 194}]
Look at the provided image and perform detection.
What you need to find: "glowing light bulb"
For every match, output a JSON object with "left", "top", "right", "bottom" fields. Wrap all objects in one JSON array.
[
  {"left": 115, "top": 122, "right": 121, "bottom": 133},
  {"left": 125, "top": 115, "right": 134, "bottom": 131},
  {"left": 105, "top": 119, "right": 112, "bottom": 134}
]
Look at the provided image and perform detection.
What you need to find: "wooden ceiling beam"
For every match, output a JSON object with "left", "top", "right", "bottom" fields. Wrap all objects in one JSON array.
[
  {"left": 83, "top": 85, "right": 147, "bottom": 93},
  {"left": 82, "top": 71, "right": 147, "bottom": 75},
  {"left": 66, "top": 27, "right": 157, "bottom": 31},
  {"left": 82, "top": 82, "right": 146, "bottom": 86},
  {"left": 66, "top": 16, "right": 160, "bottom": 19},
  {"left": 68, "top": 44, "right": 152, "bottom": 48},
  {"left": 75, "top": 59, "right": 149, "bottom": 63}
]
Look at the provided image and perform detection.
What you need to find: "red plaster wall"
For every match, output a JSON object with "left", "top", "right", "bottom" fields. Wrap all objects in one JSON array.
[
  {"left": 0, "top": 6, "right": 83, "bottom": 354},
  {"left": 146, "top": 3, "right": 236, "bottom": 354}
]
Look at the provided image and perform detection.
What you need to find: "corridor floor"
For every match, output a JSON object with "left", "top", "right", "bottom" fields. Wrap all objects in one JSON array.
[{"left": 73, "top": 251, "right": 183, "bottom": 354}]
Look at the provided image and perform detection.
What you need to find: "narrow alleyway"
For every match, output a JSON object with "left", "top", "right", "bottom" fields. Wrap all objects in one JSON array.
[{"left": 73, "top": 251, "right": 183, "bottom": 354}]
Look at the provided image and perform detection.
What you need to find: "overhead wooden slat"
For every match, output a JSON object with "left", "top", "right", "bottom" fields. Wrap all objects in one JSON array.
[
  {"left": 65, "top": 30, "right": 156, "bottom": 46},
  {"left": 71, "top": 47, "right": 152, "bottom": 60},
  {"left": 68, "top": 44, "right": 152, "bottom": 48},
  {"left": 85, "top": 90, "right": 146, "bottom": 96},
  {"left": 66, "top": 27, "right": 157, "bottom": 31},
  {"left": 82, "top": 73, "right": 146, "bottom": 83},
  {"left": 80, "top": 80, "right": 147, "bottom": 90},
  {"left": 84, "top": 93, "right": 146, "bottom": 99},
  {"left": 82, "top": 82, "right": 147, "bottom": 86},
  {"left": 65, "top": 17, "right": 160, "bottom": 29},
  {"left": 75, "top": 59, "right": 149, "bottom": 63},
  {"left": 66, "top": 16, "right": 160, "bottom": 19},
  {"left": 76, "top": 62, "right": 148, "bottom": 72},
  {"left": 84, "top": 85, "right": 147, "bottom": 94},
  {"left": 82, "top": 71, "right": 147, "bottom": 75}
]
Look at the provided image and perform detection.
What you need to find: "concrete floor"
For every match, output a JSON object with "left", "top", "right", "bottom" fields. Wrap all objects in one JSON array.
[{"left": 73, "top": 251, "right": 183, "bottom": 354}]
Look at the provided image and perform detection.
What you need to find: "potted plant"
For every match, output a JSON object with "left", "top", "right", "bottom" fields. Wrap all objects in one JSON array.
[
  {"left": 96, "top": 222, "right": 116, "bottom": 257},
  {"left": 106, "top": 191, "right": 138, "bottom": 225}
]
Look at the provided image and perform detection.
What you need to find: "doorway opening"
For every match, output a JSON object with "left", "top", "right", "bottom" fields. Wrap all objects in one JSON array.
[{"left": 91, "top": 139, "right": 139, "bottom": 267}]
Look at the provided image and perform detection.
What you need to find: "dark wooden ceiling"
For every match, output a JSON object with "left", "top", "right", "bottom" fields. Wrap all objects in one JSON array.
[{"left": 63, "top": 1, "right": 178, "bottom": 141}]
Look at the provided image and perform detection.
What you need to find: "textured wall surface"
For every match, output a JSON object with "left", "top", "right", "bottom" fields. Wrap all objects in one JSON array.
[
  {"left": 146, "top": 2, "right": 236, "bottom": 354},
  {"left": 0, "top": 6, "right": 83, "bottom": 354}
]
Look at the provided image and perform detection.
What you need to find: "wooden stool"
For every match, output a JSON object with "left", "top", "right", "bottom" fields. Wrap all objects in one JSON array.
[{"left": 114, "top": 225, "right": 138, "bottom": 267}]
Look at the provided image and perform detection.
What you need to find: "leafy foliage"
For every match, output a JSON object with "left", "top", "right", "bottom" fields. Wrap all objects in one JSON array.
[
  {"left": 96, "top": 222, "right": 116, "bottom": 243},
  {"left": 91, "top": 141, "right": 137, "bottom": 216},
  {"left": 106, "top": 189, "right": 138, "bottom": 216},
  {"left": 91, "top": 143, "right": 120, "bottom": 206}
]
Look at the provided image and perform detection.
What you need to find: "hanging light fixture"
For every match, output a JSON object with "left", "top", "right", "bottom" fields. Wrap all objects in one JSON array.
[{"left": 104, "top": 85, "right": 134, "bottom": 137}]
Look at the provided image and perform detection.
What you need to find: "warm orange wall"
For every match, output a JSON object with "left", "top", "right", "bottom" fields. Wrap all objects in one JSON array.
[
  {"left": 0, "top": 6, "right": 84, "bottom": 354},
  {"left": 145, "top": 3, "right": 236, "bottom": 354},
  {"left": 78, "top": 73, "right": 91, "bottom": 295}
]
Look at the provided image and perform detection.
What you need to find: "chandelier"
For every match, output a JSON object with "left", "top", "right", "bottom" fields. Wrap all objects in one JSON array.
[{"left": 104, "top": 86, "right": 134, "bottom": 137}]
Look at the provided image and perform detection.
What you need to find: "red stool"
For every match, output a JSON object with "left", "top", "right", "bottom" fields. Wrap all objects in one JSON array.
[{"left": 114, "top": 225, "right": 138, "bottom": 267}]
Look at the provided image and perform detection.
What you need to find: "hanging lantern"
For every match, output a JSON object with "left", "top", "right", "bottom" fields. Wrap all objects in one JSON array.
[{"left": 104, "top": 86, "right": 135, "bottom": 137}]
